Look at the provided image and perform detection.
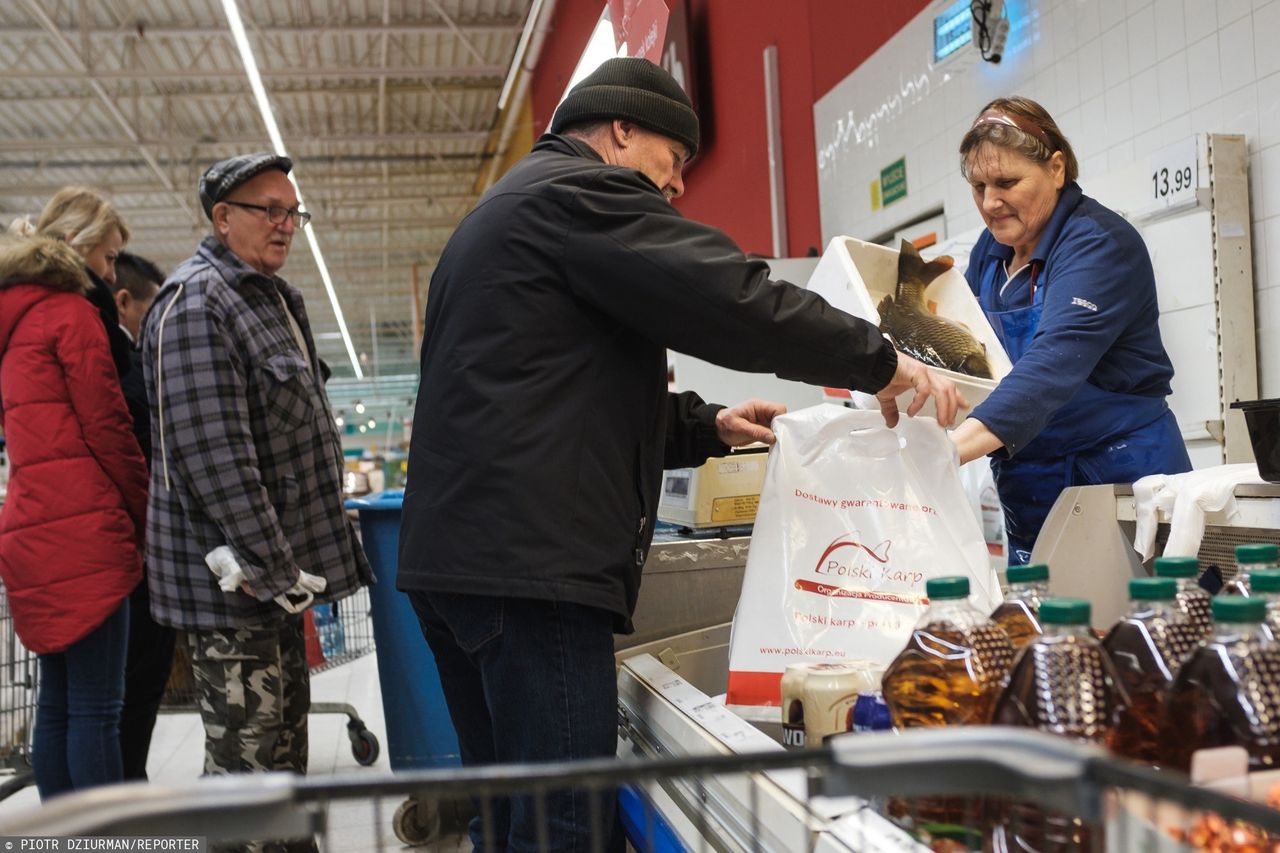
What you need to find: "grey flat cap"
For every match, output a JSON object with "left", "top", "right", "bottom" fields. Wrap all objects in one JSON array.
[{"left": 199, "top": 152, "right": 293, "bottom": 220}]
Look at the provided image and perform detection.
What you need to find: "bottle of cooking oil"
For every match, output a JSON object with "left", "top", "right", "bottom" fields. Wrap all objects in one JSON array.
[
  {"left": 1221, "top": 543, "right": 1280, "bottom": 596},
  {"left": 990, "top": 599, "right": 1128, "bottom": 852},
  {"left": 990, "top": 563, "right": 1048, "bottom": 650},
  {"left": 1251, "top": 569, "right": 1280, "bottom": 636},
  {"left": 1166, "top": 596, "right": 1280, "bottom": 772},
  {"left": 1154, "top": 556, "right": 1212, "bottom": 637},
  {"left": 881, "top": 576, "right": 1014, "bottom": 828},
  {"left": 992, "top": 598, "right": 1129, "bottom": 741},
  {"left": 881, "top": 576, "right": 1016, "bottom": 729},
  {"left": 1102, "top": 577, "right": 1200, "bottom": 763}
]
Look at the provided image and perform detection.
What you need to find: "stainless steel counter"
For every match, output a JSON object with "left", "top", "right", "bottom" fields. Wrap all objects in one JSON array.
[{"left": 619, "top": 534, "right": 750, "bottom": 651}]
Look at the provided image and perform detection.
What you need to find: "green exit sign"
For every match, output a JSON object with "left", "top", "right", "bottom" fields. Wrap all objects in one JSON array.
[{"left": 880, "top": 157, "right": 907, "bottom": 206}]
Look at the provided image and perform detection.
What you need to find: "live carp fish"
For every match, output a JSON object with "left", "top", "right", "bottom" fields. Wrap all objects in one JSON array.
[{"left": 877, "top": 239, "right": 993, "bottom": 379}]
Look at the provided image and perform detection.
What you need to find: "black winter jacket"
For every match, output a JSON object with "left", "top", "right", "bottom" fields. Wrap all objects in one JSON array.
[{"left": 397, "top": 134, "right": 898, "bottom": 631}]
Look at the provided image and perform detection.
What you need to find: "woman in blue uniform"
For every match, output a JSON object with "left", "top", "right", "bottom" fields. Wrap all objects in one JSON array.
[{"left": 950, "top": 96, "right": 1191, "bottom": 565}]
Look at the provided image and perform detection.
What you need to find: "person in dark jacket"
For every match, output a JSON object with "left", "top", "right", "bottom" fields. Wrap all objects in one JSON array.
[
  {"left": 398, "top": 57, "right": 961, "bottom": 851},
  {"left": 112, "top": 252, "right": 162, "bottom": 460},
  {"left": 950, "top": 97, "right": 1190, "bottom": 564},
  {"left": 111, "top": 252, "right": 173, "bottom": 780}
]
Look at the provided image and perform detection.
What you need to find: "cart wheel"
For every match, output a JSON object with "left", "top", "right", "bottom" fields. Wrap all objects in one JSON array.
[
  {"left": 349, "top": 726, "right": 380, "bottom": 766},
  {"left": 393, "top": 797, "right": 442, "bottom": 847}
]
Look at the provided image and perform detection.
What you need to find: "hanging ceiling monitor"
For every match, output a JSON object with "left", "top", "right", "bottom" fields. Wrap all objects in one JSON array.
[{"left": 932, "top": 0, "right": 973, "bottom": 65}]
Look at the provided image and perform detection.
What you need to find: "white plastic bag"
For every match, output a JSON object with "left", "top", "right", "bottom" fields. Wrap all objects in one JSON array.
[
  {"left": 958, "top": 457, "right": 1006, "bottom": 569},
  {"left": 725, "top": 404, "right": 1002, "bottom": 708}
]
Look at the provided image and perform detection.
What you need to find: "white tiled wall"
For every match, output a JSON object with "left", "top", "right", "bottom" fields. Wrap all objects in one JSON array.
[{"left": 814, "top": 0, "right": 1280, "bottom": 396}]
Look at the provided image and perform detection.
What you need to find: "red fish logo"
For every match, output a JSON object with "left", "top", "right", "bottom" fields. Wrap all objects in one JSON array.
[
  {"left": 796, "top": 533, "right": 922, "bottom": 604},
  {"left": 813, "top": 533, "right": 891, "bottom": 579}
]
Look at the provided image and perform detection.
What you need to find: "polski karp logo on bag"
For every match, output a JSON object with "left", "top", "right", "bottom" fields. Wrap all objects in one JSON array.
[
  {"left": 793, "top": 531, "right": 925, "bottom": 604},
  {"left": 815, "top": 534, "right": 890, "bottom": 579}
]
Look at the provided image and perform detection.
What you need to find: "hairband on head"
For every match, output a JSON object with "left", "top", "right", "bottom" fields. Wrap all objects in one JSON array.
[{"left": 972, "top": 110, "right": 1054, "bottom": 151}]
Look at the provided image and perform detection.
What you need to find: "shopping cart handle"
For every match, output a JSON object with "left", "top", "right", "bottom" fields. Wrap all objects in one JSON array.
[
  {"left": 819, "top": 727, "right": 1109, "bottom": 819},
  {"left": 0, "top": 772, "right": 316, "bottom": 842}
]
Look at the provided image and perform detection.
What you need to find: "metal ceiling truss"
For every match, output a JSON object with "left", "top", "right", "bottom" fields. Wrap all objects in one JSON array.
[{"left": 0, "top": 0, "right": 540, "bottom": 388}]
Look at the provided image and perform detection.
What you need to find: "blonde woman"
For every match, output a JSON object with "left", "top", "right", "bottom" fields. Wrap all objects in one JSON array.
[
  {"left": 0, "top": 188, "right": 147, "bottom": 797},
  {"left": 10, "top": 186, "right": 133, "bottom": 377}
]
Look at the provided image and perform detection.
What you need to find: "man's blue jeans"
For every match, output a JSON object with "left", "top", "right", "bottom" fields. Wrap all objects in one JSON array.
[
  {"left": 34, "top": 599, "right": 129, "bottom": 799},
  {"left": 407, "top": 591, "right": 622, "bottom": 852}
]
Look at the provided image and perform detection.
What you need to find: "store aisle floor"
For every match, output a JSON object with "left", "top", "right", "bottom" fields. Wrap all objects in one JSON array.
[{"left": 0, "top": 650, "right": 469, "bottom": 852}]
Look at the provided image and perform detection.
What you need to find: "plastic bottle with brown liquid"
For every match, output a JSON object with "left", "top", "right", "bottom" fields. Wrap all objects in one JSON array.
[
  {"left": 881, "top": 576, "right": 1015, "bottom": 828},
  {"left": 1251, "top": 569, "right": 1280, "bottom": 636},
  {"left": 1220, "top": 543, "right": 1280, "bottom": 597},
  {"left": 990, "top": 598, "right": 1129, "bottom": 852},
  {"left": 882, "top": 575, "right": 1016, "bottom": 729},
  {"left": 990, "top": 563, "right": 1048, "bottom": 650},
  {"left": 1154, "top": 555, "right": 1213, "bottom": 637},
  {"left": 1166, "top": 595, "right": 1280, "bottom": 772},
  {"left": 1102, "top": 577, "right": 1200, "bottom": 764}
]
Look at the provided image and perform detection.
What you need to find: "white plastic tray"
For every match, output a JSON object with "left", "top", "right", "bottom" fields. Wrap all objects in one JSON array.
[{"left": 807, "top": 236, "right": 1011, "bottom": 422}]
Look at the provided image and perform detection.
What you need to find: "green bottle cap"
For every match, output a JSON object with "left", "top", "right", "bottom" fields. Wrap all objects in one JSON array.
[
  {"left": 1236, "top": 544, "right": 1279, "bottom": 564},
  {"left": 926, "top": 576, "right": 970, "bottom": 599},
  {"left": 1154, "top": 556, "right": 1199, "bottom": 578},
  {"left": 1212, "top": 595, "right": 1267, "bottom": 623},
  {"left": 1250, "top": 570, "right": 1280, "bottom": 593},
  {"left": 1039, "top": 598, "right": 1091, "bottom": 625},
  {"left": 1007, "top": 564, "right": 1049, "bottom": 584},
  {"left": 1129, "top": 577, "right": 1177, "bottom": 601}
]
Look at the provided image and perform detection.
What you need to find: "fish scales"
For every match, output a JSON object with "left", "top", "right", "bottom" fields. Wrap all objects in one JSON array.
[{"left": 877, "top": 239, "right": 994, "bottom": 379}]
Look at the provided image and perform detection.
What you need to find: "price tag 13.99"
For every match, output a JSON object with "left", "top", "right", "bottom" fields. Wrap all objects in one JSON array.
[{"left": 1149, "top": 136, "right": 1200, "bottom": 207}]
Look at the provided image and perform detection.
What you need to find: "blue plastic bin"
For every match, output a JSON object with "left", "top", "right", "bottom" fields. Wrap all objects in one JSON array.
[{"left": 346, "top": 490, "right": 462, "bottom": 770}]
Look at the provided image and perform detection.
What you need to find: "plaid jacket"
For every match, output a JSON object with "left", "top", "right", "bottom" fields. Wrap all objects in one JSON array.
[{"left": 140, "top": 237, "right": 372, "bottom": 629}]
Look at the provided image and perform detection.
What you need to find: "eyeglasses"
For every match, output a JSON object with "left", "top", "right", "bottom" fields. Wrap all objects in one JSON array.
[{"left": 224, "top": 200, "right": 312, "bottom": 228}]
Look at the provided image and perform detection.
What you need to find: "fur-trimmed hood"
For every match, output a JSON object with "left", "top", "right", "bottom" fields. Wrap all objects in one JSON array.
[
  {"left": 0, "top": 236, "right": 93, "bottom": 359},
  {"left": 0, "top": 235, "right": 91, "bottom": 294}
]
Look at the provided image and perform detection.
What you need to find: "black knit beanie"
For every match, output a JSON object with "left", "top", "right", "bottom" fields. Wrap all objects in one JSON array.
[{"left": 550, "top": 57, "right": 699, "bottom": 157}]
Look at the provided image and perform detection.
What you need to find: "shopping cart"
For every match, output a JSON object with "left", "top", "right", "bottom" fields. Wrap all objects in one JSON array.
[
  {"left": 162, "top": 588, "right": 382, "bottom": 768},
  {"left": 304, "top": 588, "right": 382, "bottom": 767},
  {"left": 5, "top": 728, "right": 1280, "bottom": 852},
  {"left": 0, "top": 581, "right": 35, "bottom": 801}
]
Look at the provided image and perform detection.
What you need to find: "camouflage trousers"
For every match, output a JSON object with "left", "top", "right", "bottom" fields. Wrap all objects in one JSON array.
[{"left": 189, "top": 615, "right": 315, "bottom": 853}]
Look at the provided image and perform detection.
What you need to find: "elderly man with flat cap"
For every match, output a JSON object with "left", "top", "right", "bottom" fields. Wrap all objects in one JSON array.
[
  {"left": 399, "top": 58, "right": 961, "bottom": 850},
  {"left": 140, "top": 154, "right": 370, "bottom": 846}
]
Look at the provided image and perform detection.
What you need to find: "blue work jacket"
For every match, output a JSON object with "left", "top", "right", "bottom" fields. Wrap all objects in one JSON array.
[{"left": 965, "top": 182, "right": 1177, "bottom": 460}]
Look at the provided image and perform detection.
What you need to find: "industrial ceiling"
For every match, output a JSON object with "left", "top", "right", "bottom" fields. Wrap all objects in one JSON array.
[{"left": 0, "top": 0, "right": 539, "bottom": 414}]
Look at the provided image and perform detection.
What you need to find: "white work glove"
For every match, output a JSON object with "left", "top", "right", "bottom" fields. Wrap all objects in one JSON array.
[
  {"left": 204, "top": 546, "right": 328, "bottom": 613},
  {"left": 277, "top": 569, "right": 328, "bottom": 614},
  {"left": 205, "top": 545, "right": 249, "bottom": 592}
]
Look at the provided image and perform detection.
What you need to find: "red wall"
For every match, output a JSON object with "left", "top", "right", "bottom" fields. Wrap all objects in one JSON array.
[{"left": 528, "top": 0, "right": 932, "bottom": 256}]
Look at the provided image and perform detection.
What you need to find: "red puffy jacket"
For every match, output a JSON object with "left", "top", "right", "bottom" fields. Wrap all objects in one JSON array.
[{"left": 0, "top": 237, "right": 147, "bottom": 654}]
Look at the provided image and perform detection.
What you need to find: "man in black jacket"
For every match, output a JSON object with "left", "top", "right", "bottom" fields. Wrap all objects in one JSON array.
[
  {"left": 399, "top": 57, "right": 960, "bottom": 851},
  {"left": 110, "top": 252, "right": 175, "bottom": 781}
]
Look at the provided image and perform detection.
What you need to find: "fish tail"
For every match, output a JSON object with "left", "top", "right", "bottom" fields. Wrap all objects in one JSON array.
[{"left": 877, "top": 293, "right": 895, "bottom": 318}]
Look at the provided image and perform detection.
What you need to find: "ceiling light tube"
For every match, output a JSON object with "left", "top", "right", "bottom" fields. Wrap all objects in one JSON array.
[
  {"left": 497, "top": 0, "right": 544, "bottom": 112},
  {"left": 220, "top": 0, "right": 363, "bottom": 379}
]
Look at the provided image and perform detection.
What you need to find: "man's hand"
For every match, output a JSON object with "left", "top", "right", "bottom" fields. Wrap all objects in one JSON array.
[
  {"left": 876, "top": 351, "right": 967, "bottom": 428},
  {"left": 715, "top": 399, "right": 787, "bottom": 446}
]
